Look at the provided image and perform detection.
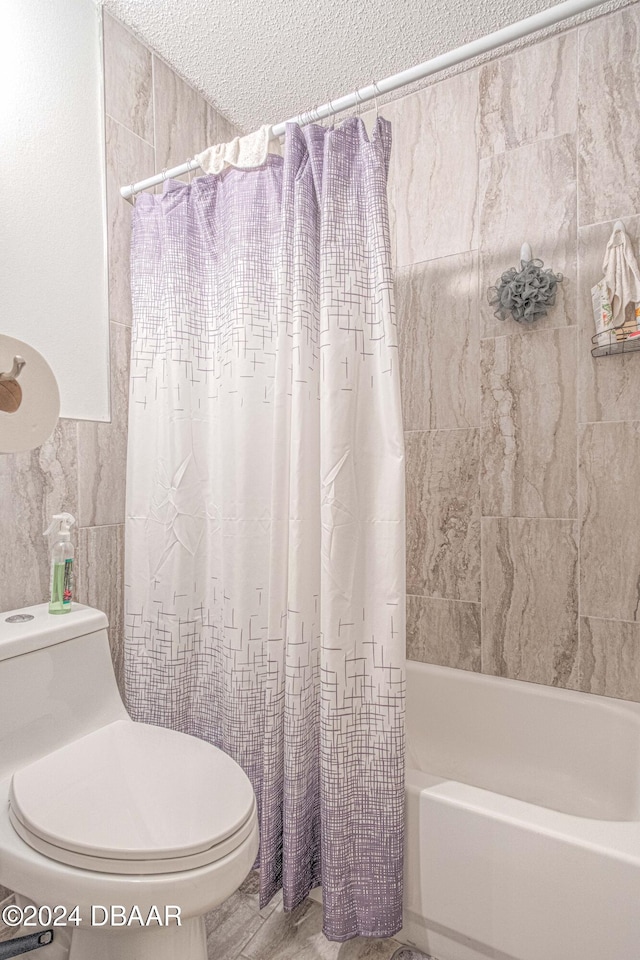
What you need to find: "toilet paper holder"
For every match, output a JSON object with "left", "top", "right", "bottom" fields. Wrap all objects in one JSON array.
[
  {"left": 0, "top": 355, "right": 26, "bottom": 381},
  {"left": 0, "top": 355, "right": 26, "bottom": 414}
]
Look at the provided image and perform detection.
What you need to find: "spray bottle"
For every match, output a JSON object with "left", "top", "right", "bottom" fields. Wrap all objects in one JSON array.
[{"left": 44, "top": 513, "right": 76, "bottom": 615}]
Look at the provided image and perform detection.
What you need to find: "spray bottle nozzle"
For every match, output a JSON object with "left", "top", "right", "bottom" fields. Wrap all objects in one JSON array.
[{"left": 44, "top": 513, "right": 76, "bottom": 540}]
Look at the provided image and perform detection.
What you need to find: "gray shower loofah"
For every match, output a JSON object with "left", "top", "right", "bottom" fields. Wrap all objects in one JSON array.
[{"left": 487, "top": 258, "right": 563, "bottom": 324}]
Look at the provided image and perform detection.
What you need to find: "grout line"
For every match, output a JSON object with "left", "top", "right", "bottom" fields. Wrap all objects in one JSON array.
[
  {"left": 406, "top": 594, "right": 480, "bottom": 606},
  {"left": 580, "top": 417, "right": 640, "bottom": 426},
  {"left": 395, "top": 248, "right": 480, "bottom": 273},
  {"left": 479, "top": 323, "right": 578, "bottom": 343},
  {"left": 151, "top": 54, "right": 158, "bottom": 193},
  {"left": 575, "top": 11, "right": 582, "bottom": 663},
  {"left": 580, "top": 613, "right": 640, "bottom": 627},
  {"left": 404, "top": 426, "right": 478, "bottom": 434},
  {"left": 105, "top": 112, "right": 155, "bottom": 150},
  {"left": 480, "top": 515, "right": 578, "bottom": 521}
]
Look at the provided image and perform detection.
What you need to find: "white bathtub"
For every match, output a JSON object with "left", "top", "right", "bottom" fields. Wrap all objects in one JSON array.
[{"left": 402, "top": 661, "right": 640, "bottom": 960}]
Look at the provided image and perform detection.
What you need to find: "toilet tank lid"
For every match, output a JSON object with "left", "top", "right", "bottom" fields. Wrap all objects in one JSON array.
[{"left": 0, "top": 603, "right": 108, "bottom": 662}]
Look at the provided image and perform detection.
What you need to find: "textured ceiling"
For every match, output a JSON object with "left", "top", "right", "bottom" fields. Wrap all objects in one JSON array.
[{"left": 102, "top": 0, "right": 631, "bottom": 132}]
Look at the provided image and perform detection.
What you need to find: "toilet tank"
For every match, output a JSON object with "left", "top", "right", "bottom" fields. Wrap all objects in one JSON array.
[{"left": 0, "top": 603, "right": 128, "bottom": 781}]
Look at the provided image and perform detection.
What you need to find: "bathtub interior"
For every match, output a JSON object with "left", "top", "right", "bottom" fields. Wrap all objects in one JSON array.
[{"left": 406, "top": 661, "right": 640, "bottom": 820}]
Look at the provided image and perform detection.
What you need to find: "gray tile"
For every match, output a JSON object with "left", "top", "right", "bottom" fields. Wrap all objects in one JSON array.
[
  {"left": 406, "top": 430, "right": 480, "bottom": 602},
  {"left": 76, "top": 524, "right": 125, "bottom": 696},
  {"left": 577, "top": 617, "right": 640, "bottom": 702},
  {"left": 479, "top": 134, "right": 577, "bottom": 338},
  {"left": 390, "top": 71, "right": 479, "bottom": 266},
  {"left": 578, "top": 6, "right": 640, "bottom": 226},
  {"left": 105, "top": 115, "right": 154, "bottom": 327},
  {"left": 236, "top": 871, "right": 282, "bottom": 919},
  {"left": 481, "top": 328, "right": 577, "bottom": 519},
  {"left": 481, "top": 518, "right": 579, "bottom": 685},
  {"left": 0, "top": 419, "right": 78, "bottom": 613},
  {"left": 154, "top": 57, "right": 207, "bottom": 183},
  {"left": 0, "top": 895, "right": 14, "bottom": 940},
  {"left": 479, "top": 33, "right": 577, "bottom": 158},
  {"left": 578, "top": 215, "right": 640, "bottom": 424},
  {"left": 77, "top": 322, "right": 130, "bottom": 527},
  {"left": 103, "top": 13, "right": 153, "bottom": 144},
  {"left": 580, "top": 421, "right": 640, "bottom": 622},
  {"left": 242, "top": 897, "right": 400, "bottom": 960},
  {"left": 406, "top": 595, "right": 481, "bottom": 672},
  {"left": 204, "top": 888, "right": 265, "bottom": 960},
  {"left": 397, "top": 253, "right": 479, "bottom": 431}
]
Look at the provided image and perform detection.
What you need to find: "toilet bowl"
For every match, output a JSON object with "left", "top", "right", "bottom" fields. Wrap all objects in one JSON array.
[{"left": 0, "top": 603, "right": 259, "bottom": 960}]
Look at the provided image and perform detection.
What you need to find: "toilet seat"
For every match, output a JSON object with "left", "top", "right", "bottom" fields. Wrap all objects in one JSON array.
[{"left": 8, "top": 720, "right": 256, "bottom": 875}]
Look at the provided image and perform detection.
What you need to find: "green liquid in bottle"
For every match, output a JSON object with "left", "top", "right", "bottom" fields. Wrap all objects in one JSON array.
[{"left": 49, "top": 558, "right": 73, "bottom": 614}]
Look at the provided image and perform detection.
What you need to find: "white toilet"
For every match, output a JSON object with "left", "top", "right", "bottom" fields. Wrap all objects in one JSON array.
[{"left": 0, "top": 603, "right": 259, "bottom": 960}]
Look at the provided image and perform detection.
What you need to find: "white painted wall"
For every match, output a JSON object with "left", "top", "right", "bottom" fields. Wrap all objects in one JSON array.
[{"left": 0, "top": 0, "right": 110, "bottom": 421}]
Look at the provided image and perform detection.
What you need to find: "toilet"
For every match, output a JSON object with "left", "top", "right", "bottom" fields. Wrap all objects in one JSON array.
[{"left": 0, "top": 603, "right": 259, "bottom": 960}]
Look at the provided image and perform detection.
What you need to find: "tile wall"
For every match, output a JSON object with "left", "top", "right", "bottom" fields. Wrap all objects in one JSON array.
[
  {"left": 391, "top": 3, "right": 640, "bottom": 700},
  {"left": 0, "top": 12, "right": 241, "bottom": 697}
]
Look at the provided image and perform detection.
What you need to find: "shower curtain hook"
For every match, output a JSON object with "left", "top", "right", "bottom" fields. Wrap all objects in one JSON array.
[
  {"left": 373, "top": 81, "right": 381, "bottom": 118},
  {"left": 326, "top": 95, "right": 334, "bottom": 128}
]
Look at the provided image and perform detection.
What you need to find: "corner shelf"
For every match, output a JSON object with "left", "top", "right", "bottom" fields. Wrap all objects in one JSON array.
[{"left": 591, "top": 330, "right": 640, "bottom": 358}]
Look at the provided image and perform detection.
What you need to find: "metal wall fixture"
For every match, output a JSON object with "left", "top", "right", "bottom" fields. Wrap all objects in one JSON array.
[{"left": 0, "top": 355, "right": 26, "bottom": 414}]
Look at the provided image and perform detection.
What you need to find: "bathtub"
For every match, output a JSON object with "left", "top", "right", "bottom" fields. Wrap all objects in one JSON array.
[{"left": 402, "top": 661, "right": 640, "bottom": 960}]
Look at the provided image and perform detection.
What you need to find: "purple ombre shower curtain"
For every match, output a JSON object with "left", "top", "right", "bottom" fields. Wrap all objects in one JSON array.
[{"left": 124, "top": 117, "right": 405, "bottom": 940}]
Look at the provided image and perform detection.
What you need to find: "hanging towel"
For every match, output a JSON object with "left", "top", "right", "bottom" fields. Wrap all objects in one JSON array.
[
  {"left": 195, "top": 123, "right": 282, "bottom": 175},
  {"left": 592, "top": 222, "right": 640, "bottom": 337}
]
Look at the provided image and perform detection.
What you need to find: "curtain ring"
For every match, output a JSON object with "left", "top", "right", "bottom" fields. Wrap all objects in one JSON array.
[{"left": 354, "top": 89, "right": 363, "bottom": 118}]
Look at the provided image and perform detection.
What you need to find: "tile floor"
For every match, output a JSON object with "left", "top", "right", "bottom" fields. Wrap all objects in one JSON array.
[
  {"left": 0, "top": 875, "right": 421, "bottom": 959},
  {"left": 204, "top": 873, "right": 405, "bottom": 960}
]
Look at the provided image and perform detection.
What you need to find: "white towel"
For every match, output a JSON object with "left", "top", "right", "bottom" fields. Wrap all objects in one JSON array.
[
  {"left": 195, "top": 124, "right": 282, "bottom": 175},
  {"left": 603, "top": 222, "right": 640, "bottom": 326}
]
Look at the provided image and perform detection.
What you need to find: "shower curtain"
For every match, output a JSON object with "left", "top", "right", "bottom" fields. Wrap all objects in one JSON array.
[{"left": 124, "top": 117, "right": 405, "bottom": 941}]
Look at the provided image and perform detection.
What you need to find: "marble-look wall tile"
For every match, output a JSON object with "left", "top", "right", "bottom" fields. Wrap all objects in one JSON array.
[
  {"left": 391, "top": 70, "right": 479, "bottom": 266},
  {"left": 406, "top": 430, "right": 480, "bottom": 601},
  {"left": 406, "top": 595, "right": 481, "bottom": 671},
  {"left": 580, "top": 421, "right": 640, "bottom": 622},
  {"left": 576, "top": 617, "right": 640, "bottom": 702},
  {"left": 154, "top": 57, "right": 208, "bottom": 182},
  {"left": 397, "top": 252, "right": 479, "bottom": 431},
  {"left": 578, "top": 6, "right": 640, "bottom": 226},
  {"left": 77, "top": 322, "right": 131, "bottom": 527},
  {"left": 76, "top": 524, "right": 125, "bottom": 695},
  {"left": 0, "top": 420, "right": 78, "bottom": 613},
  {"left": 578, "top": 215, "right": 640, "bottom": 423},
  {"left": 206, "top": 102, "right": 243, "bottom": 147},
  {"left": 105, "top": 115, "right": 154, "bottom": 327},
  {"left": 103, "top": 13, "right": 153, "bottom": 145},
  {"left": 481, "top": 328, "right": 577, "bottom": 518},
  {"left": 479, "top": 33, "right": 577, "bottom": 158},
  {"left": 482, "top": 518, "right": 579, "bottom": 685},
  {"left": 479, "top": 134, "right": 577, "bottom": 338}
]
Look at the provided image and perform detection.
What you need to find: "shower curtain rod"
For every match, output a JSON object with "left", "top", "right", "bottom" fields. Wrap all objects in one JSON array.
[{"left": 120, "top": 0, "right": 607, "bottom": 202}]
